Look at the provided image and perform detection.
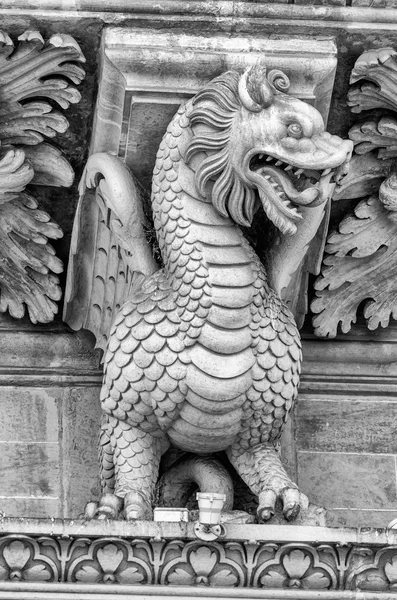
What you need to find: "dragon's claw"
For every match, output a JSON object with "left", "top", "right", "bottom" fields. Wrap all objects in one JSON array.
[
  {"left": 124, "top": 490, "right": 152, "bottom": 521},
  {"left": 84, "top": 494, "right": 123, "bottom": 520},
  {"left": 258, "top": 487, "right": 308, "bottom": 522}
]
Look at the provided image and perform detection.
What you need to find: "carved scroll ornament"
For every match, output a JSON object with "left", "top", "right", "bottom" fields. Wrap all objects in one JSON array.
[
  {"left": 0, "top": 30, "right": 85, "bottom": 323},
  {"left": 312, "top": 48, "right": 397, "bottom": 337},
  {"left": 65, "top": 66, "right": 352, "bottom": 522}
]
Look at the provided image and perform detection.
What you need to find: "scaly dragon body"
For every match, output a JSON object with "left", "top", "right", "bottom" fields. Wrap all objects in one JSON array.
[{"left": 82, "top": 68, "right": 352, "bottom": 521}]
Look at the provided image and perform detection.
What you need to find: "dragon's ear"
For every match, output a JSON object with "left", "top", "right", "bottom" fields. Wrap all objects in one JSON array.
[{"left": 238, "top": 66, "right": 273, "bottom": 112}]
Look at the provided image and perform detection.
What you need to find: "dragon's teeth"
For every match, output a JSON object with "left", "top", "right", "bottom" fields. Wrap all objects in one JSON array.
[
  {"left": 259, "top": 154, "right": 264, "bottom": 160},
  {"left": 266, "top": 156, "right": 273, "bottom": 162},
  {"left": 285, "top": 165, "right": 293, "bottom": 172},
  {"left": 275, "top": 160, "right": 282, "bottom": 166},
  {"left": 295, "top": 169, "right": 304, "bottom": 176},
  {"left": 322, "top": 167, "right": 331, "bottom": 176}
]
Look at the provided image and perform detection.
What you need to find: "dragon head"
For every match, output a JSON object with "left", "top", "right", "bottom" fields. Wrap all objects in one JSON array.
[{"left": 186, "top": 67, "right": 353, "bottom": 235}]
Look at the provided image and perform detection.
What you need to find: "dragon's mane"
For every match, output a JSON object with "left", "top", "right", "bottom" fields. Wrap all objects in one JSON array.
[{"left": 185, "top": 71, "right": 256, "bottom": 226}]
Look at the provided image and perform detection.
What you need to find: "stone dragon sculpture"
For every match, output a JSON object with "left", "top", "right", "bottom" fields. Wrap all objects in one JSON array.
[{"left": 65, "top": 66, "right": 352, "bottom": 522}]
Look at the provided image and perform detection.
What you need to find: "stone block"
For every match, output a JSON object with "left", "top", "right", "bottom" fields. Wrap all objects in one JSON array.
[
  {"left": 326, "top": 508, "right": 397, "bottom": 528},
  {"left": 60, "top": 386, "right": 102, "bottom": 517},
  {"left": 296, "top": 396, "right": 397, "bottom": 454},
  {"left": 0, "top": 387, "right": 58, "bottom": 443},
  {"left": 294, "top": 0, "right": 346, "bottom": 4},
  {"left": 0, "top": 442, "right": 60, "bottom": 499},
  {"left": 0, "top": 498, "right": 60, "bottom": 519},
  {"left": 297, "top": 451, "right": 397, "bottom": 510}
]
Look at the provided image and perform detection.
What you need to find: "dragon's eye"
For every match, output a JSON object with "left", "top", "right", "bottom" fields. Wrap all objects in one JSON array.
[{"left": 287, "top": 123, "right": 303, "bottom": 139}]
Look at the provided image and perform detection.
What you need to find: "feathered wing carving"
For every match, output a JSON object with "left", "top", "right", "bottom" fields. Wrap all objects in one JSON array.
[
  {"left": 267, "top": 202, "right": 331, "bottom": 328},
  {"left": 0, "top": 30, "right": 85, "bottom": 323},
  {"left": 64, "top": 153, "right": 158, "bottom": 353},
  {"left": 312, "top": 48, "right": 397, "bottom": 337}
]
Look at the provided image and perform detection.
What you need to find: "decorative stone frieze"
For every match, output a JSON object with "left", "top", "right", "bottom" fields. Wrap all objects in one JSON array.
[{"left": 0, "top": 520, "right": 393, "bottom": 598}]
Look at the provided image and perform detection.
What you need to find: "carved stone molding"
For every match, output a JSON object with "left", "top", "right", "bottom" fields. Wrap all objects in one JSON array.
[{"left": 0, "top": 520, "right": 393, "bottom": 598}]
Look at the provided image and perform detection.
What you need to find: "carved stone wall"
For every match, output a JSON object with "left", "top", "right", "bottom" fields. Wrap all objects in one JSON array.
[{"left": 1, "top": 1, "right": 397, "bottom": 530}]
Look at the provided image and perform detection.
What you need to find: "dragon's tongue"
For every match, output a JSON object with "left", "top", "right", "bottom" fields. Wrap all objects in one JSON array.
[
  {"left": 256, "top": 166, "right": 319, "bottom": 205},
  {"left": 251, "top": 173, "right": 300, "bottom": 236}
]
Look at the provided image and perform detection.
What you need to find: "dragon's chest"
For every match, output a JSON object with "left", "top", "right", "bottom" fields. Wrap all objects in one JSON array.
[{"left": 167, "top": 390, "right": 246, "bottom": 454}]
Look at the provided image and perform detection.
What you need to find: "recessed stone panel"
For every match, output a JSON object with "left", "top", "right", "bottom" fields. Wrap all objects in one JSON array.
[
  {"left": 0, "top": 387, "right": 59, "bottom": 444},
  {"left": 61, "top": 386, "right": 102, "bottom": 518},
  {"left": 297, "top": 451, "right": 397, "bottom": 510},
  {"left": 0, "top": 498, "right": 60, "bottom": 519},
  {"left": 0, "top": 442, "right": 60, "bottom": 500},
  {"left": 296, "top": 397, "right": 397, "bottom": 454},
  {"left": 327, "top": 508, "right": 397, "bottom": 528}
]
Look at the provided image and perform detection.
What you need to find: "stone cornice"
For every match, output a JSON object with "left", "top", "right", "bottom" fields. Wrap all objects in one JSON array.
[
  {"left": 0, "top": 519, "right": 393, "bottom": 598},
  {"left": 4, "top": 1, "right": 397, "bottom": 29}
]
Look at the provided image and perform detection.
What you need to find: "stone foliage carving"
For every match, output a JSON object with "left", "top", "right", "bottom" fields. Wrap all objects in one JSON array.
[
  {"left": 312, "top": 48, "right": 397, "bottom": 337},
  {"left": 0, "top": 30, "right": 85, "bottom": 323},
  {"left": 65, "top": 66, "right": 352, "bottom": 523},
  {"left": 0, "top": 527, "right": 394, "bottom": 596}
]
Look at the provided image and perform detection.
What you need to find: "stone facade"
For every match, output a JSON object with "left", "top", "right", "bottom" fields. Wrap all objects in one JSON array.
[{"left": 1, "top": 0, "right": 397, "bottom": 597}]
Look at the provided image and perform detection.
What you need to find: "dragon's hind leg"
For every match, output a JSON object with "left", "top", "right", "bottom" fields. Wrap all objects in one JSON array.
[
  {"left": 99, "top": 414, "right": 116, "bottom": 495},
  {"left": 95, "top": 415, "right": 167, "bottom": 520},
  {"left": 227, "top": 442, "right": 308, "bottom": 521}
]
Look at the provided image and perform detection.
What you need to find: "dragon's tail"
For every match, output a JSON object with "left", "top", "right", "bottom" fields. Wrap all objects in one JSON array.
[{"left": 156, "top": 454, "right": 234, "bottom": 510}]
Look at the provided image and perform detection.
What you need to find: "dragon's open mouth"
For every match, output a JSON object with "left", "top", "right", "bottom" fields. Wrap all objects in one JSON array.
[{"left": 247, "top": 153, "right": 349, "bottom": 235}]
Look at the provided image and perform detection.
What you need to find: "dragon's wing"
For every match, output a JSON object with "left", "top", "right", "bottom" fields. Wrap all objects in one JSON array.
[
  {"left": 0, "top": 30, "right": 85, "bottom": 323},
  {"left": 266, "top": 202, "right": 331, "bottom": 328},
  {"left": 63, "top": 153, "right": 158, "bottom": 354}
]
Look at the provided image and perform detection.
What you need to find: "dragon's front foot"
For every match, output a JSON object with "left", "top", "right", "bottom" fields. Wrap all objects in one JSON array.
[
  {"left": 85, "top": 491, "right": 152, "bottom": 521},
  {"left": 258, "top": 485, "right": 309, "bottom": 522}
]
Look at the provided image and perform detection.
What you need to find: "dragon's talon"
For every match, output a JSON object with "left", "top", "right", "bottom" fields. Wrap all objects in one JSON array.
[
  {"left": 282, "top": 488, "right": 309, "bottom": 521},
  {"left": 124, "top": 490, "right": 152, "bottom": 521},
  {"left": 281, "top": 487, "right": 302, "bottom": 521},
  {"left": 257, "top": 486, "right": 308, "bottom": 522},
  {"left": 96, "top": 494, "right": 123, "bottom": 520},
  {"left": 257, "top": 489, "right": 277, "bottom": 522},
  {"left": 84, "top": 501, "right": 99, "bottom": 520}
]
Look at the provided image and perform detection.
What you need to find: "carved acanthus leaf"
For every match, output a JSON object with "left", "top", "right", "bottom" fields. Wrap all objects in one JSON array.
[
  {"left": 0, "top": 30, "right": 85, "bottom": 323},
  {"left": 349, "top": 117, "right": 397, "bottom": 158},
  {"left": 312, "top": 46, "right": 397, "bottom": 337},
  {"left": 0, "top": 30, "right": 85, "bottom": 146},
  {"left": 312, "top": 196, "right": 397, "bottom": 337},
  {"left": 0, "top": 147, "right": 33, "bottom": 201},
  {"left": 348, "top": 48, "right": 397, "bottom": 114},
  {"left": 0, "top": 192, "right": 63, "bottom": 323},
  {"left": 332, "top": 153, "right": 392, "bottom": 202}
]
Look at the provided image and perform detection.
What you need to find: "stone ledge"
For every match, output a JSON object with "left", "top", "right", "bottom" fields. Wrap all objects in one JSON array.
[
  {"left": 0, "top": 519, "right": 394, "bottom": 596},
  {"left": 4, "top": 1, "right": 397, "bottom": 29}
]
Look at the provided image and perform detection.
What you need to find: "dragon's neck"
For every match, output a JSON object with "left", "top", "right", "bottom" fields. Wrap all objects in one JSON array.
[
  {"left": 152, "top": 102, "right": 263, "bottom": 290},
  {"left": 151, "top": 102, "right": 273, "bottom": 363}
]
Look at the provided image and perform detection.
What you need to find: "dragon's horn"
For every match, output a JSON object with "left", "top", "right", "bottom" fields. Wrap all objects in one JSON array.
[{"left": 238, "top": 66, "right": 273, "bottom": 112}]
